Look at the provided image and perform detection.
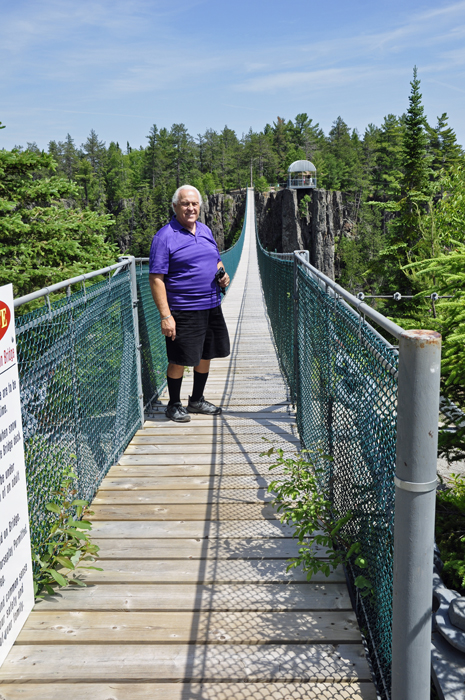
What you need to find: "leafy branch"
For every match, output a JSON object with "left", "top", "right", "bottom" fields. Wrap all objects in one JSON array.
[
  {"left": 32, "top": 466, "right": 102, "bottom": 599},
  {"left": 262, "top": 445, "right": 373, "bottom": 597}
]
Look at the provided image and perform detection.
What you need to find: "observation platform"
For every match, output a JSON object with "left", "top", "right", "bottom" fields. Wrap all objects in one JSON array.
[{"left": 0, "top": 190, "right": 375, "bottom": 699}]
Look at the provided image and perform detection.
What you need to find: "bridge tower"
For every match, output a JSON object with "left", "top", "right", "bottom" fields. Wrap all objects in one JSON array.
[{"left": 287, "top": 159, "right": 317, "bottom": 189}]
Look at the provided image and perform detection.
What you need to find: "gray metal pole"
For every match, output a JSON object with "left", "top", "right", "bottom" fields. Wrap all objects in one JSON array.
[
  {"left": 391, "top": 329, "right": 441, "bottom": 700},
  {"left": 293, "top": 251, "right": 309, "bottom": 406},
  {"left": 121, "top": 256, "right": 145, "bottom": 427}
]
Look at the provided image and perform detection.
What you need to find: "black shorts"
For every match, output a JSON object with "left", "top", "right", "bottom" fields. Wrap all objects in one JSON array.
[{"left": 166, "top": 305, "right": 230, "bottom": 367}]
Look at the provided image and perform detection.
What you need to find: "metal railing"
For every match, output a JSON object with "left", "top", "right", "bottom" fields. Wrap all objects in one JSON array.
[
  {"left": 288, "top": 177, "right": 317, "bottom": 188},
  {"left": 257, "top": 230, "right": 441, "bottom": 700}
]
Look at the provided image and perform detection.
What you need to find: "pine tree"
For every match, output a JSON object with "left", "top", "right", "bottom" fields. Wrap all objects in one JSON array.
[
  {"left": 427, "top": 113, "right": 463, "bottom": 176},
  {"left": 401, "top": 67, "right": 431, "bottom": 198},
  {"left": 62, "top": 134, "right": 78, "bottom": 181},
  {"left": 81, "top": 129, "right": 106, "bottom": 174}
]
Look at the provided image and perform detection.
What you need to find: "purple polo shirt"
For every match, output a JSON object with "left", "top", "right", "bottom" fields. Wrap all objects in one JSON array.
[{"left": 149, "top": 217, "right": 222, "bottom": 310}]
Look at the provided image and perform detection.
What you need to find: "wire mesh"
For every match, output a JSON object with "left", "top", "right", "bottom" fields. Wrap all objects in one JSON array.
[
  {"left": 16, "top": 269, "right": 141, "bottom": 555},
  {"left": 256, "top": 236, "right": 399, "bottom": 699},
  {"left": 256, "top": 246, "right": 295, "bottom": 396},
  {"left": 135, "top": 263, "right": 168, "bottom": 408},
  {"left": 220, "top": 197, "right": 247, "bottom": 292}
]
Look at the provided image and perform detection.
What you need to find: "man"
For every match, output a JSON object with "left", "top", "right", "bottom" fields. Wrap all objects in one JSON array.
[{"left": 149, "top": 185, "right": 230, "bottom": 423}]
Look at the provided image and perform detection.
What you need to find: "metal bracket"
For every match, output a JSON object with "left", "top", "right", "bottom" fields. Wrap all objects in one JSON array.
[{"left": 394, "top": 475, "right": 437, "bottom": 493}]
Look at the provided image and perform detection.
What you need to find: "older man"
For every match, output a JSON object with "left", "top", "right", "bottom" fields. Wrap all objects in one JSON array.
[{"left": 149, "top": 185, "right": 230, "bottom": 423}]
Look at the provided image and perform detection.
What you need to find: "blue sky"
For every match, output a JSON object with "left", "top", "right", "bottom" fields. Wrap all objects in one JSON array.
[{"left": 1, "top": 0, "right": 465, "bottom": 150}]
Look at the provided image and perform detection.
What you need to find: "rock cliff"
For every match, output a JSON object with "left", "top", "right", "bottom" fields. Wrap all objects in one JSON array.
[
  {"left": 254, "top": 189, "right": 352, "bottom": 280},
  {"left": 200, "top": 192, "right": 246, "bottom": 252}
]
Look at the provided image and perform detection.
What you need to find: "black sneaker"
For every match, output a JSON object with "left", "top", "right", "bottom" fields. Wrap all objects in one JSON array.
[
  {"left": 165, "top": 402, "right": 191, "bottom": 423},
  {"left": 187, "top": 395, "right": 222, "bottom": 415}
]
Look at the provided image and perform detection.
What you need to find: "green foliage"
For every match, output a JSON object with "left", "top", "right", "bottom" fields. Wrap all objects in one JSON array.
[
  {"left": 298, "top": 194, "right": 312, "bottom": 218},
  {"left": 262, "top": 446, "right": 373, "bottom": 597},
  {"left": 436, "top": 473, "right": 465, "bottom": 595},
  {"left": 254, "top": 175, "right": 269, "bottom": 194},
  {"left": 402, "top": 165, "right": 465, "bottom": 409},
  {"left": 0, "top": 148, "right": 118, "bottom": 298},
  {"left": 32, "top": 466, "right": 102, "bottom": 599}
]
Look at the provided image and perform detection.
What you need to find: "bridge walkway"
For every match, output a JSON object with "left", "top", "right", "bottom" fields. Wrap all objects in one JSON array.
[{"left": 0, "top": 189, "right": 376, "bottom": 699}]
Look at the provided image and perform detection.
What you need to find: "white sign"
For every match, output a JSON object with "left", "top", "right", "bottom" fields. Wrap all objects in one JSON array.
[{"left": 0, "top": 284, "right": 34, "bottom": 667}]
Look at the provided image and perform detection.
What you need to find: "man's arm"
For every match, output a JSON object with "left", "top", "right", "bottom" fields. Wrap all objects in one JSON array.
[{"left": 149, "top": 273, "right": 177, "bottom": 340}]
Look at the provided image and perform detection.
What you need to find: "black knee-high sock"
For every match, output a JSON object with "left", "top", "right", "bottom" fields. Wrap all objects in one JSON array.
[
  {"left": 192, "top": 371, "right": 208, "bottom": 401},
  {"left": 167, "top": 375, "right": 183, "bottom": 405}
]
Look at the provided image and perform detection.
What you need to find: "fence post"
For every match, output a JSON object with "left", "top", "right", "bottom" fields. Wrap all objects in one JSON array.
[
  {"left": 293, "top": 251, "right": 309, "bottom": 406},
  {"left": 121, "top": 256, "right": 145, "bottom": 427},
  {"left": 391, "top": 329, "right": 441, "bottom": 700}
]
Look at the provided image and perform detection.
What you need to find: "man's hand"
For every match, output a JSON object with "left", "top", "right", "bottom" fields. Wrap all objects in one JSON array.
[
  {"left": 161, "top": 315, "right": 176, "bottom": 340},
  {"left": 218, "top": 272, "right": 230, "bottom": 288}
]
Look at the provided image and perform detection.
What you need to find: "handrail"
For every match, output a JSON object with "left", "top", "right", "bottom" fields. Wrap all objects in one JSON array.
[
  {"left": 14, "top": 260, "right": 130, "bottom": 308},
  {"left": 295, "top": 252, "right": 404, "bottom": 341}
]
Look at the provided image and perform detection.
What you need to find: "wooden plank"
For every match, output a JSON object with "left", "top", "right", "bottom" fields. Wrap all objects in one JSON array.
[
  {"left": 88, "top": 503, "right": 280, "bottom": 521},
  {"left": 34, "top": 583, "right": 352, "bottom": 612},
  {"left": 136, "top": 425, "right": 297, "bottom": 436},
  {"left": 107, "top": 465, "right": 282, "bottom": 478},
  {"left": 0, "top": 643, "right": 372, "bottom": 682},
  {"left": 89, "top": 520, "right": 295, "bottom": 538},
  {"left": 109, "top": 464, "right": 284, "bottom": 476},
  {"left": 144, "top": 411, "right": 294, "bottom": 423},
  {"left": 0, "top": 682, "right": 379, "bottom": 700},
  {"left": 143, "top": 417, "right": 297, "bottom": 428},
  {"left": 98, "top": 475, "right": 275, "bottom": 490},
  {"left": 66, "top": 559, "right": 345, "bottom": 584},
  {"left": 129, "top": 435, "right": 299, "bottom": 445},
  {"left": 117, "top": 454, "right": 293, "bottom": 466},
  {"left": 92, "top": 489, "right": 275, "bottom": 505},
  {"left": 123, "top": 443, "right": 297, "bottom": 455},
  {"left": 92, "top": 537, "right": 326, "bottom": 560},
  {"left": 18, "top": 610, "right": 362, "bottom": 644}
]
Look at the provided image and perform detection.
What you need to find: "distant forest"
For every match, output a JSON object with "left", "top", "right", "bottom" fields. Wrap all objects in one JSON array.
[{"left": 11, "top": 73, "right": 463, "bottom": 267}]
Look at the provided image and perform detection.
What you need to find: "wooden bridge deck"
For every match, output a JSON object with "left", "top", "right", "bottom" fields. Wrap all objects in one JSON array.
[{"left": 0, "top": 190, "right": 376, "bottom": 699}]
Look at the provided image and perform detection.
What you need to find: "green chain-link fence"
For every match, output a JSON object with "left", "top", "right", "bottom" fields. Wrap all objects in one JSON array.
[
  {"left": 257, "top": 234, "right": 399, "bottom": 699},
  {"left": 135, "top": 262, "right": 168, "bottom": 409},
  {"left": 15, "top": 265, "right": 142, "bottom": 555}
]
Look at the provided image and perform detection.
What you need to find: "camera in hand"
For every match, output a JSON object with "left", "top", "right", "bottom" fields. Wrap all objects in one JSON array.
[{"left": 215, "top": 267, "right": 226, "bottom": 295}]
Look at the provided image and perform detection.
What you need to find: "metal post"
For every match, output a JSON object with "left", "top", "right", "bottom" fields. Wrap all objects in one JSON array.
[
  {"left": 121, "top": 256, "right": 144, "bottom": 427},
  {"left": 293, "top": 251, "right": 309, "bottom": 406},
  {"left": 391, "top": 329, "right": 441, "bottom": 700}
]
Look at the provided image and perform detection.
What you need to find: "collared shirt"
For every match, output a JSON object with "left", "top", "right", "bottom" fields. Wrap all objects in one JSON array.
[{"left": 149, "top": 217, "right": 222, "bottom": 310}]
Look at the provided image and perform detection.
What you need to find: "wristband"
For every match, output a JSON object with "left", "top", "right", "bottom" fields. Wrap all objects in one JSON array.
[{"left": 161, "top": 314, "right": 172, "bottom": 321}]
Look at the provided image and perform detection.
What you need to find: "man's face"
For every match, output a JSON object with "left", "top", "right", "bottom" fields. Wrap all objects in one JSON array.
[{"left": 173, "top": 189, "right": 200, "bottom": 229}]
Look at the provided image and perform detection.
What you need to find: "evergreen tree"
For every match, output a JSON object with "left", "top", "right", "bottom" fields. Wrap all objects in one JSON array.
[
  {"left": 427, "top": 113, "right": 463, "bottom": 176},
  {"left": 81, "top": 129, "right": 106, "bottom": 174},
  {"left": 0, "top": 149, "right": 117, "bottom": 298},
  {"left": 62, "top": 134, "right": 78, "bottom": 181},
  {"left": 369, "top": 68, "right": 433, "bottom": 294}
]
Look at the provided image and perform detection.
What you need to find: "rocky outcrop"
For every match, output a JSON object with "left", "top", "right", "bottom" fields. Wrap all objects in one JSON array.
[
  {"left": 255, "top": 188, "right": 351, "bottom": 280},
  {"left": 201, "top": 192, "right": 246, "bottom": 251}
]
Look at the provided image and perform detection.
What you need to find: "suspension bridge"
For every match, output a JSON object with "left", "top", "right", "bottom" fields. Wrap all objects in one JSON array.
[{"left": 0, "top": 188, "right": 442, "bottom": 699}]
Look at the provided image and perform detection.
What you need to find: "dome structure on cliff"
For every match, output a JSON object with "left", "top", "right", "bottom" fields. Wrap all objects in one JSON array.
[{"left": 287, "top": 160, "right": 317, "bottom": 189}]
